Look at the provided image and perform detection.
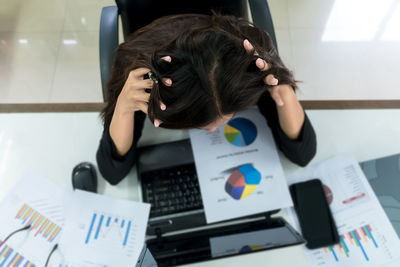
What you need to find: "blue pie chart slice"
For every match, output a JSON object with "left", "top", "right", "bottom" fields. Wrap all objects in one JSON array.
[{"left": 224, "top": 118, "right": 257, "bottom": 147}]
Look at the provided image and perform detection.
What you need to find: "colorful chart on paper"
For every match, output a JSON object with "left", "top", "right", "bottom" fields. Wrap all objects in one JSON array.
[
  {"left": 15, "top": 203, "right": 61, "bottom": 243},
  {"left": 225, "top": 164, "right": 261, "bottom": 200},
  {"left": 85, "top": 213, "right": 133, "bottom": 248},
  {"left": 0, "top": 243, "right": 36, "bottom": 267},
  {"left": 224, "top": 118, "right": 257, "bottom": 147}
]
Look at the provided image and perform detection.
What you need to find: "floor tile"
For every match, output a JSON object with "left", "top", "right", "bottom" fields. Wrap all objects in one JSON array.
[
  {"left": 0, "top": 0, "right": 67, "bottom": 32},
  {"left": 0, "top": 32, "right": 60, "bottom": 103},
  {"left": 63, "top": 0, "right": 115, "bottom": 32},
  {"left": 290, "top": 29, "right": 400, "bottom": 100},
  {"left": 50, "top": 31, "right": 103, "bottom": 103},
  {"left": 0, "top": 0, "right": 399, "bottom": 103}
]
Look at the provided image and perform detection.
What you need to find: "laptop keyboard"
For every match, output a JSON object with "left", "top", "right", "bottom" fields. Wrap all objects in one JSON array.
[{"left": 141, "top": 163, "right": 203, "bottom": 217}]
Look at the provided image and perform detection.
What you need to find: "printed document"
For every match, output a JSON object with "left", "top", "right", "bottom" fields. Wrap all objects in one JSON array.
[
  {"left": 286, "top": 154, "right": 400, "bottom": 267},
  {"left": 189, "top": 107, "right": 292, "bottom": 223},
  {"left": 53, "top": 190, "right": 150, "bottom": 267},
  {"left": 0, "top": 173, "right": 71, "bottom": 266}
]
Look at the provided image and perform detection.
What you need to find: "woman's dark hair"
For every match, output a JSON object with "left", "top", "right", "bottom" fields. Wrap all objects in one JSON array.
[{"left": 101, "top": 13, "right": 297, "bottom": 129}]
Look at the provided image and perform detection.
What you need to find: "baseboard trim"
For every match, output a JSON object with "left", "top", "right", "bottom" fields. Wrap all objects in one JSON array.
[
  {"left": 300, "top": 100, "right": 400, "bottom": 109},
  {"left": 0, "top": 103, "right": 107, "bottom": 113},
  {"left": 0, "top": 100, "right": 399, "bottom": 113}
]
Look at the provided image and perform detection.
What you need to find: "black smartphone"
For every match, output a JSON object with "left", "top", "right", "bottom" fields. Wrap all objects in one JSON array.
[{"left": 289, "top": 179, "right": 340, "bottom": 249}]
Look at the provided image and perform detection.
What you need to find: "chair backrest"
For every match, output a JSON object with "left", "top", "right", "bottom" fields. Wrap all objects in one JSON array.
[
  {"left": 116, "top": 0, "right": 249, "bottom": 40},
  {"left": 100, "top": 0, "right": 277, "bottom": 101}
]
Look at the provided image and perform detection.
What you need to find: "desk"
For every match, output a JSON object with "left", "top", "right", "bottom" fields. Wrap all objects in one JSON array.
[{"left": 1, "top": 109, "right": 400, "bottom": 266}]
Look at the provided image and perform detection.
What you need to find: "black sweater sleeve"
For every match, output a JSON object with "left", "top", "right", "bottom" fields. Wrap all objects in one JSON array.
[
  {"left": 96, "top": 111, "right": 147, "bottom": 185},
  {"left": 257, "top": 91, "right": 317, "bottom": 166}
]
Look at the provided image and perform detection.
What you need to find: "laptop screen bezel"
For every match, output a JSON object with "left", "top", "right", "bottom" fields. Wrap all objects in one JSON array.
[{"left": 146, "top": 216, "right": 304, "bottom": 266}]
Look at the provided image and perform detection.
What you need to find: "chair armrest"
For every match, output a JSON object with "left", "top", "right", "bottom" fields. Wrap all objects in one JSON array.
[
  {"left": 99, "top": 6, "right": 119, "bottom": 102},
  {"left": 248, "top": 0, "right": 278, "bottom": 52}
]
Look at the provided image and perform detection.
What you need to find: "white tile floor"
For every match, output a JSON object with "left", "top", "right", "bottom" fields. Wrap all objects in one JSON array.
[{"left": 0, "top": 0, "right": 399, "bottom": 103}]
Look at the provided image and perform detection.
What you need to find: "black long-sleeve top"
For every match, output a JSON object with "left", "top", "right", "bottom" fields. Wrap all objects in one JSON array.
[{"left": 96, "top": 91, "right": 317, "bottom": 185}]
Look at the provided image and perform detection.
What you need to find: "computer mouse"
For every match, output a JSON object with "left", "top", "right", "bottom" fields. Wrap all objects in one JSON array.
[{"left": 71, "top": 162, "right": 98, "bottom": 193}]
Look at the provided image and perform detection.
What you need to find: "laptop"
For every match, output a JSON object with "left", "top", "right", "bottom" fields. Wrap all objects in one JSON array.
[{"left": 136, "top": 139, "right": 304, "bottom": 266}]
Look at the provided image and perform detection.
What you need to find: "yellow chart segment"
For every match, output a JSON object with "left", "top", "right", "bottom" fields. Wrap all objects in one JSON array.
[
  {"left": 249, "top": 245, "right": 264, "bottom": 251},
  {"left": 240, "top": 185, "right": 257, "bottom": 199},
  {"left": 224, "top": 125, "right": 240, "bottom": 134}
]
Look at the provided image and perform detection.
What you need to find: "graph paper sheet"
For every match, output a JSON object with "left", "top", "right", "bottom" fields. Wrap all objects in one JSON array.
[
  {"left": 286, "top": 153, "right": 400, "bottom": 267},
  {"left": 52, "top": 190, "right": 150, "bottom": 267},
  {"left": 0, "top": 172, "right": 71, "bottom": 267},
  {"left": 189, "top": 107, "right": 292, "bottom": 223}
]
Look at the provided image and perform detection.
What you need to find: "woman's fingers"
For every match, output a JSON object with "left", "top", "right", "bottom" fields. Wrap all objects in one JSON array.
[
  {"left": 129, "top": 67, "right": 151, "bottom": 79},
  {"left": 265, "top": 74, "right": 279, "bottom": 86},
  {"left": 134, "top": 78, "right": 153, "bottom": 89},
  {"left": 243, "top": 39, "right": 259, "bottom": 56},
  {"left": 243, "top": 39, "right": 253, "bottom": 52},
  {"left": 244, "top": 39, "right": 273, "bottom": 74},
  {"left": 160, "top": 101, "right": 166, "bottom": 110},
  {"left": 127, "top": 66, "right": 169, "bottom": 116},
  {"left": 243, "top": 39, "right": 260, "bottom": 56},
  {"left": 154, "top": 119, "right": 161, "bottom": 127},
  {"left": 129, "top": 89, "right": 150, "bottom": 103},
  {"left": 162, "top": 78, "right": 172, "bottom": 86},
  {"left": 256, "top": 58, "right": 270, "bottom": 71},
  {"left": 161, "top": 56, "right": 172, "bottom": 62}
]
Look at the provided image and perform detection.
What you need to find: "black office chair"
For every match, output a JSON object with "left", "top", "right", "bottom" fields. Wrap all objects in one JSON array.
[{"left": 99, "top": 0, "right": 278, "bottom": 102}]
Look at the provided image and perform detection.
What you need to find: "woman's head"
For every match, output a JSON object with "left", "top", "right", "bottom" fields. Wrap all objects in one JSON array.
[
  {"left": 102, "top": 13, "right": 296, "bottom": 129},
  {"left": 147, "top": 23, "right": 271, "bottom": 129}
]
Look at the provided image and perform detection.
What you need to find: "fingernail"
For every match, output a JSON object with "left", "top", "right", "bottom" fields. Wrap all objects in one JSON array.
[
  {"left": 256, "top": 58, "right": 264, "bottom": 68},
  {"left": 161, "top": 56, "right": 171, "bottom": 63},
  {"left": 160, "top": 103, "right": 166, "bottom": 110},
  {"left": 271, "top": 78, "right": 279, "bottom": 85},
  {"left": 154, "top": 119, "right": 160, "bottom": 127},
  {"left": 163, "top": 78, "right": 172, "bottom": 86},
  {"left": 278, "top": 99, "right": 284, "bottom": 106}
]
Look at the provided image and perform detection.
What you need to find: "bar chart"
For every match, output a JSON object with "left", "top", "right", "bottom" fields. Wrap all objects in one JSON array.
[
  {"left": 0, "top": 243, "right": 36, "bottom": 267},
  {"left": 308, "top": 220, "right": 398, "bottom": 266},
  {"left": 55, "top": 190, "right": 150, "bottom": 267},
  {"left": 84, "top": 212, "right": 133, "bottom": 248},
  {"left": 15, "top": 203, "right": 62, "bottom": 243},
  {"left": 324, "top": 224, "right": 377, "bottom": 262}
]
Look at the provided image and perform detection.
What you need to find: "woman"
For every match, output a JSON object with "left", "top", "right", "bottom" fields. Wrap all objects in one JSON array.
[{"left": 96, "top": 13, "right": 317, "bottom": 185}]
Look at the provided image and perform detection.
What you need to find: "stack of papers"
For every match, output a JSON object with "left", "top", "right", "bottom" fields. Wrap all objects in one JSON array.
[{"left": 0, "top": 173, "right": 150, "bottom": 267}]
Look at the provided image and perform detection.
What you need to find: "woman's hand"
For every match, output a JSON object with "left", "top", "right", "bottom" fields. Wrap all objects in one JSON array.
[
  {"left": 243, "top": 39, "right": 284, "bottom": 107},
  {"left": 114, "top": 67, "right": 154, "bottom": 116},
  {"left": 110, "top": 68, "right": 153, "bottom": 156},
  {"left": 243, "top": 39, "right": 304, "bottom": 139}
]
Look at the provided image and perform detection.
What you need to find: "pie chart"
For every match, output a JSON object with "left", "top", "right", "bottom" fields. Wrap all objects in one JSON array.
[
  {"left": 225, "top": 164, "right": 261, "bottom": 200},
  {"left": 224, "top": 118, "right": 257, "bottom": 147}
]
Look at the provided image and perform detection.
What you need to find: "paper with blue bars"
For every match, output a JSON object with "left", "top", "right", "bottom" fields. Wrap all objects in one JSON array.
[{"left": 55, "top": 190, "right": 150, "bottom": 267}]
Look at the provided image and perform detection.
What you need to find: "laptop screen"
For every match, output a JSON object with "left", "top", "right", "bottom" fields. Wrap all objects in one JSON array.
[{"left": 146, "top": 217, "right": 304, "bottom": 266}]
